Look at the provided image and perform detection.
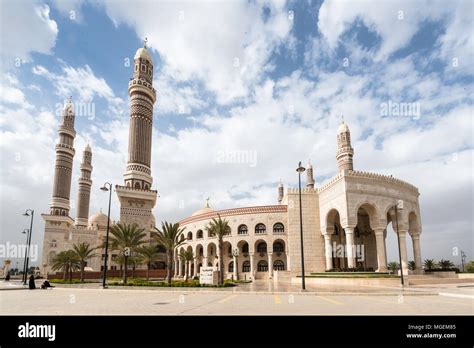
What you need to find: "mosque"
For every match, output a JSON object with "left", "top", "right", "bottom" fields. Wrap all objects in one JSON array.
[{"left": 41, "top": 43, "right": 423, "bottom": 280}]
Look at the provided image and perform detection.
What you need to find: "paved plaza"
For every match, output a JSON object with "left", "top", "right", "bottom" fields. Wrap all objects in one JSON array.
[{"left": 1, "top": 280, "right": 472, "bottom": 315}]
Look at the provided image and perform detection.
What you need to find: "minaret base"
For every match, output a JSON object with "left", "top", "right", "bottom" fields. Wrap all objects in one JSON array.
[{"left": 115, "top": 185, "right": 157, "bottom": 230}]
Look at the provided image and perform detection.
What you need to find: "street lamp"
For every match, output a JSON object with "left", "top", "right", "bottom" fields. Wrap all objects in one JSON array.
[
  {"left": 460, "top": 250, "right": 466, "bottom": 273},
  {"left": 393, "top": 200, "right": 404, "bottom": 287},
  {"left": 22, "top": 209, "right": 34, "bottom": 285},
  {"left": 21, "top": 228, "right": 29, "bottom": 283},
  {"left": 296, "top": 161, "right": 306, "bottom": 290},
  {"left": 232, "top": 247, "right": 239, "bottom": 281},
  {"left": 100, "top": 182, "right": 113, "bottom": 289}
]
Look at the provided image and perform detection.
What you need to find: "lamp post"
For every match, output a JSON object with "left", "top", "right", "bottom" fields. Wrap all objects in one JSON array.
[
  {"left": 22, "top": 209, "right": 34, "bottom": 285},
  {"left": 100, "top": 182, "right": 113, "bottom": 289},
  {"left": 460, "top": 250, "right": 466, "bottom": 273},
  {"left": 232, "top": 247, "right": 239, "bottom": 281},
  {"left": 393, "top": 200, "right": 404, "bottom": 287},
  {"left": 296, "top": 161, "right": 306, "bottom": 290},
  {"left": 21, "top": 228, "right": 29, "bottom": 283}
]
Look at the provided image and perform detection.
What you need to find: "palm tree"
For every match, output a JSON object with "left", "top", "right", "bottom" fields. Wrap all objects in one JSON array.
[
  {"left": 408, "top": 261, "right": 416, "bottom": 271},
  {"left": 72, "top": 242, "right": 97, "bottom": 282},
  {"left": 107, "top": 223, "right": 147, "bottom": 284},
  {"left": 153, "top": 222, "right": 186, "bottom": 284},
  {"left": 52, "top": 250, "right": 80, "bottom": 281},
  {"left": 439, "top": 259, "right": 454, "bottom": 270},
  {"left": 179, "top": 249, "right": 195, "bottom": 282},
  {"left": 205, "top": 214, "right": 231, "bottom": 285},
  {"left": 137, "top": 245, "right": 162, "bottom": 281},
  {"left": 387, "top": 261, "right": 399, "bottom": 274},
  {"left": 423, "top": 259, "right": 437, "bottom": 271}
]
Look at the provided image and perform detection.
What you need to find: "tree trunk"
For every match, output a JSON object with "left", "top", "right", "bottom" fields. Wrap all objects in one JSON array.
[
  {"left": 123, "top": 256, "right": 128, "bottom": 284},
  {"left": 63, "top": 266, "right": 67, "bottom": 280},
  {"left": 80, "top": 263, "right": 85, "bottom": 282},
  {"left": 146, "top": 263, "right": 150, "bottom": 281},
  {"left": 167, "top": 251, "right": 173, "bottom": 284},
  {"left": 132, "top": 264, "right": 136, "bottom": 279},
  {"left": 69, "top": 264, "right": 73, "bottom": 282},
  {"left": 218, "top": 239, "right": 224, "bottom": 285}
]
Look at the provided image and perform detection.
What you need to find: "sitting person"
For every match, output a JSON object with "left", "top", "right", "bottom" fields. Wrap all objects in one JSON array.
[{"left": 41, "top": 280, "right": 54, "bottom": 289}]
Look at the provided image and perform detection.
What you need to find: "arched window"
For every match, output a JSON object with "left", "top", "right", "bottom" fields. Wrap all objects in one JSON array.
[
  {"left": 242, "top": 261, "right": 251, "bottom": 272},
  {"left": 209, "top": 246, "right": 214, "bottom": 256},
  {"left": 273, "top": 223, "right": 284, "bottom": 234},
  {"left": 255, "top": 223, "right": 266, "bottom": 234},
  {"left": 197, "top": 230, "right": 203, "bottom": 239},
  {"left": 134, "top": 182, "right": 141, "bottom": 189},
  {"left": 228, "top": 245, "right": 232, "bottom": 254},
  {"left": 257, "top": 242, "right": 267, "bottom": 253},
  {"left": 257, "top": 260, "right": 268, "bottom": 272},
  {"left": 242, "top": 243, "right": 249, "bottom": 254},
  {"left": 144, "top": 184, "right": 149, "bottom": 190},
  {"left": 238, "top": 224, "right": 248, "bottom": 235},
  {"left": 198, "top": 246, "right": 203, "bottom": 256},
  {"left": 187, "top": 232, "right": 193, "bottom": 240},
  {"left": 228, "top": 261, "right": 234, "bottom": 273},
  {"left": 273, "top": 260, "right": 285, "bottom": 271},
  {"left": 180, "top": 234, "right": 185, "bottom": 242},
  {"left": 50, "top": 240, "right": 57, "bottom": 248},
  {"left": 273, "top": 242, "right": 284, "bottom": 253},
  {"left": 224, "top": 227, "right": 231, "bottom": 236}
]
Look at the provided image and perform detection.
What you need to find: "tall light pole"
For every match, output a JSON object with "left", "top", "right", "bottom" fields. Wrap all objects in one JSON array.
[
  {"left": 460, "top": 250, "right": 466, "bottom": 273},
  {"left": 393, "top": 200, "right": 404, "bottom": 287},
  {"left": 296, "top": 161, "right": 306, "bottom": 290},
  {"left": 100, "top": 182, "right": 113, "bottom": 289},
  {"left": 21, "top": 228, "right": 29, "bottom": 283},
  {"left": 22, "top": 209, "right": 34, "bottom": 285}
]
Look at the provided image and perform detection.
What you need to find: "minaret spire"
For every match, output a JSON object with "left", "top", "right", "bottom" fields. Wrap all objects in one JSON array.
[
  {"left": 306, "top": 160, "right": 315, "bottom": 188},
  {"left": 278, "top": 180, "right": 284, "bottom": 204},
  {"left": 336, "top": 119, "right": 354, "bottom": 172},
  {"left": 49, "top": 98, "right": 76, "bottom": 216},
  {"left": 75, "top": 144, "right": 93, "bottom": 226}
]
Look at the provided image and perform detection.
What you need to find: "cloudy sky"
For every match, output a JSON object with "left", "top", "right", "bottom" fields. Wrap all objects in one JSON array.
[{"left": 0, "top": 0, "right": 472, "bottom": 267}]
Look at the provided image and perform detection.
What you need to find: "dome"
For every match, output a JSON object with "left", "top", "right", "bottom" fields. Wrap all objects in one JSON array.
[
  {"left": 191, "top": 199, "right": 214, "bottom": 216},
  {"left": 338, "top": 121, "right": 350, "bottom": 134},
  {"left": 134, "top": 47, "right": 153, "bottom": 64},
  {"left": 88, "top": 211, "right": 110, "bottom": 228}
]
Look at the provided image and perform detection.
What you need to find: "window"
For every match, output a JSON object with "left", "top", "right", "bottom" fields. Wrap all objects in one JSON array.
[
  {"left": 257, "top": 242, "right": 267, "bottom": 253},
  {"left": 273, "top": 223, "right": 284, "bottom": 234},
  {"left": 228, "top": 261, "right": 234, "bottom": 273},
  {"left": 187, "top": 232, "right": 193, "bottom": 240},
  {"left": 197, "top": 230, "right": 203, "bottom": 239},
  {"left": 273, "top": 260, "right": 285, "bottom": 271},
  {"left": 156, "top": 245, "right": 166, "bottom": 253},
  {"left": 255, "top": 223, "right": 266, "bottom": 234},
  {"left": 242, "top": 243, "right": 249, "bottom": 254},
  {"left": 228, "top": 246, "right": 232, "bottom": 254},
  {"left": 238, "top": 224, "right": 248, "bottom": 235},
  {"left": 50, "top": 240, "right": 57, "bottom": 248},
  {"left": 273, "top": 242, "right": 285, "bottom": 253},
  {"left": 242, "top": 261, "right": 251, "bottom": 272},
  {"left": 134, "top": 182, "right": 141, "bottom": 189},
  {"left": 257, "top": 260, "right": 268, "bottom": 272},
  {"left": 198, "top": 247, "right": 203, "bottom": 256},
  {"left": 141, "top": 64, "right": 146, "bottom": 72},
  {"left": 224, "top": 227, "right": 231, "bottom": 236},
  {"left": 209, "top": 246, "right": 214, "bottom": 256},
  {"left": 180, "top": 234, "right": 185, "bottom": 242}
]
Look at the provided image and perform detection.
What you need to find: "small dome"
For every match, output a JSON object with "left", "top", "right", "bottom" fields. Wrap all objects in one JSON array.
[
  {"left": 88, "top": 211, "right": 110, "bottom": 228},
  {"left": 134, "top": 47, "right": 152, "bottom": 64},
  {"left": 191, "top": 206, "right": 214, "bottom": 217},
  {"left": 338, "top": 121, "right": 350, "bottom": 134}
]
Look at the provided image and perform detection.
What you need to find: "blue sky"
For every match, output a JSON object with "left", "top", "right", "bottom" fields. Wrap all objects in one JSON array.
[{"left": 0, "top": 0, "right": 472, "bottom": 267}]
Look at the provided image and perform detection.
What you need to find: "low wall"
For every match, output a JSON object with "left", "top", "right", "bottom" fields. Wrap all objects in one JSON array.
[
  {"left": 48, "top": 269, "right": 167, "bottom": 280},
  {"left": 291, "top": 277, "right": 400, "bottom": 287},
  {"left": 424, "top": 271, "right": 457, "bottom": 278},
  {"left": 457, "top": 273, "right": 474, "bottom": 279}
]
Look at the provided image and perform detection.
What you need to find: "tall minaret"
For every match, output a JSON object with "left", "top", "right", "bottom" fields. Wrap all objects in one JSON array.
[
  {"left": 116, "top": 39, "right": 158, "bottom": 228},
  {"left": 336, "top": 120, "right": 354, "bottom": 172},
  {"left": 75, "top": 144, "right": 93, "bottom": 226},
  {"left": 306, "top": 160, "right": 315, "bottom": 188},
  {"left": 50, "top": 98, "right": 76, "bottom": 216}
]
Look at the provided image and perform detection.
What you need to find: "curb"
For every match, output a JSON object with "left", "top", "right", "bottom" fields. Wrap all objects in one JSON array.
[{"left": 439, "top": 292, "right": 474, "bottom": 299}]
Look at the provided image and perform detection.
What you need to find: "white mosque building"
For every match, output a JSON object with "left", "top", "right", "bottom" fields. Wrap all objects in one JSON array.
[{"left": 41, "top": 43, "right": 423, "bottom": 281}]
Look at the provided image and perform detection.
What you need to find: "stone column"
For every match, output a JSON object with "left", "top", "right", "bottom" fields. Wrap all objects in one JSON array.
[
  {"left": 398, "top": 230, "right": 409, "bottom": 275},
  {"left": 268, "top": 253, "right": 273, "bottom": 278},
  {"left": 374, "top": 228, "right": 387, "bottom": 272},
  {"left": 233, "top": 255, "right": 238, "bottom": 280},
  {"left": 203, "top": 256, "right": 208, "bottom": 267},
  {"left": 411, "top": 233, "right": 422, "bottom": 272},
  {"left": 249, "top": 253, "right": 255, "bottom": 279},
  {"left": 344, "top": 227, "right": 356, "bottom": 268},
  {"left": 178, "top": 259, "right": 182, "bottom": 277},
  {"left": 173, "top": 260, "right": 177, "bottom": 278},
  {"left": 193, "top": 259, "right": 198, "bottom": 277},
  {"left": 324, "top": 234, "right": 333, "bottom": 270}
]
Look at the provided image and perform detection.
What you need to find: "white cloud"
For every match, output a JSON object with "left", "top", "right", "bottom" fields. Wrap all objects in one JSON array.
[
  {"left": 101, "top": 0, "right": 293, "bottom": 104},
  {"left": 0, "top": 0, "right": 58, "bottom": 68}
]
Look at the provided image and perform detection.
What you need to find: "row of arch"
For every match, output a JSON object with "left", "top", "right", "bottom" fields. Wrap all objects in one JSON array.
[{"left": 184, "top": 222, "right": 285, "bottom": 241}]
